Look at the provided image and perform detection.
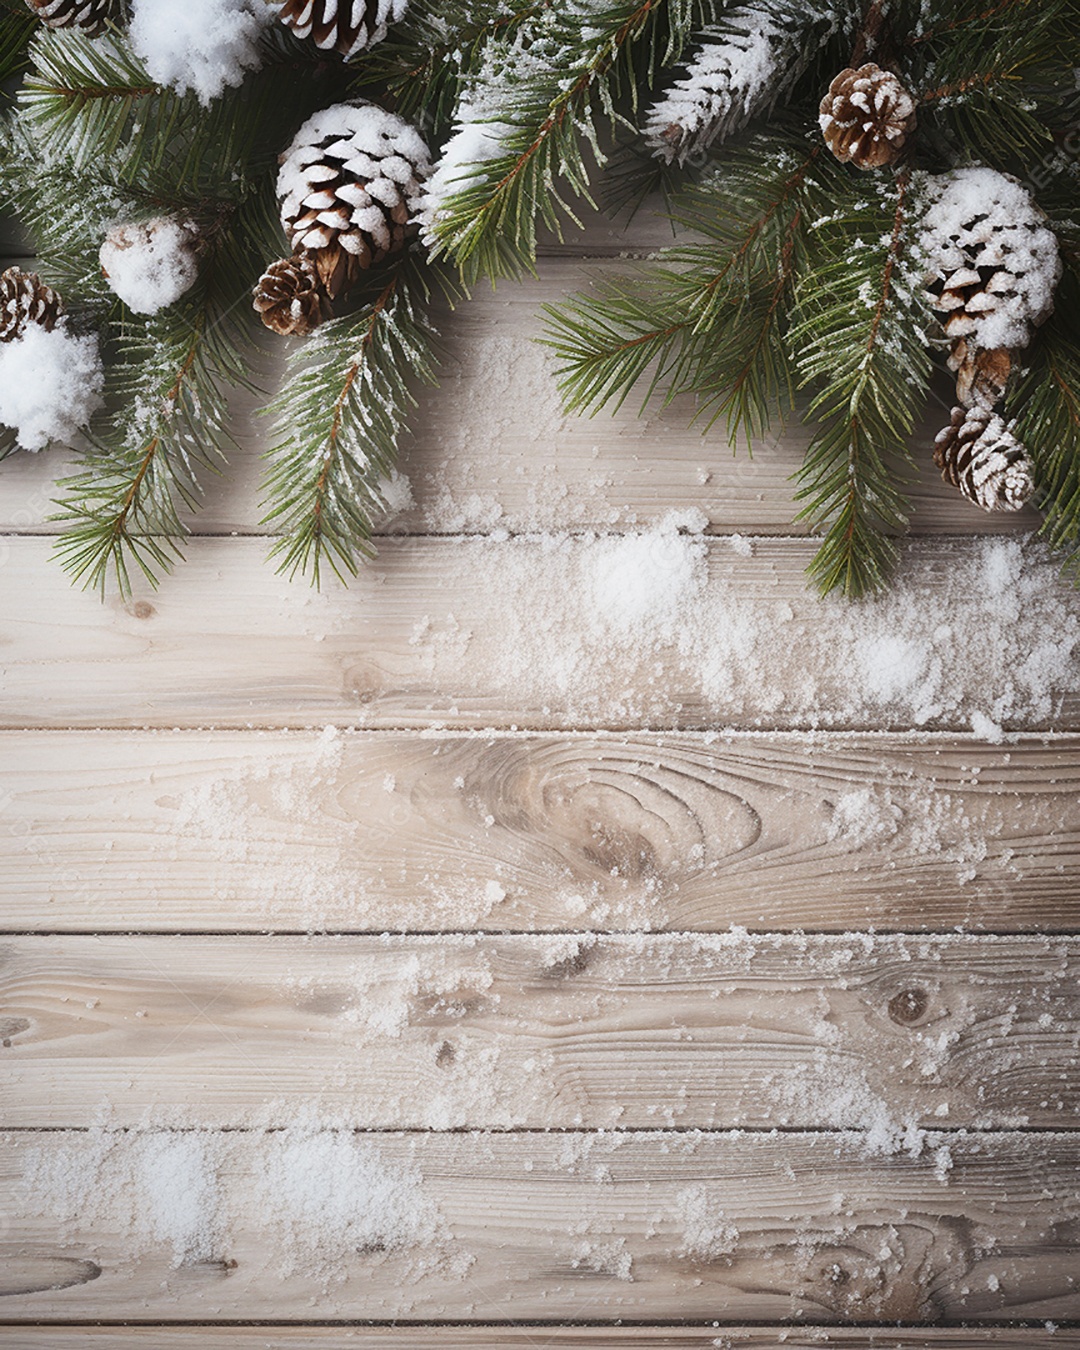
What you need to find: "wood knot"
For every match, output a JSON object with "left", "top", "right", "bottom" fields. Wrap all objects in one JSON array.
[
  {"left": 131, "top": 600, "right": 155, "bottom": 620},
  {"left": 435, "top": 1039, "right": 456, "bottom": 1067},
  {"left": 0, "top": 1016, "right": 31, "bottom": 1046},
  {"left": 888, "top": 987, "right": 929, "bottom": 1025}
]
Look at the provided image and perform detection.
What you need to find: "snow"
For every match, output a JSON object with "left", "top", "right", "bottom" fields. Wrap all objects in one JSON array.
[
  {"left": 918, "top": 167, "right": 1062, "bottom": 352},
  {"left": 20, "top": 1120, "right": 444, "bottom": 1282},
  {"left": 419, "top": 105, "right": 514, "bottom": 244},
  {"left": 0, "top": 321, "right": 103, "bottom": 451},
  {"left": 99, "top": 217, "right": 200, "bottom": 314},
  {"left": 128, "top": 0, "right": 272, "bottom": 104}
]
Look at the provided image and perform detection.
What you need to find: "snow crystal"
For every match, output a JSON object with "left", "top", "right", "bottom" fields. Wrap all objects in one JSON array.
[
  {"left": 128, "top": 0, "right": 271, "bottom": 104},
  {"left": 99, "top": 217, "right": 200, "bottom": 314},
  {"left": 0, "top": 322, "right": 103, "bottom": 451}
]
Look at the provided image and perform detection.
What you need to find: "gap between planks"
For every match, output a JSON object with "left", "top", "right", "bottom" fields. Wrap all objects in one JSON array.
[{"left": 2, "top": 731, "right": 1078, "bottom": 932}]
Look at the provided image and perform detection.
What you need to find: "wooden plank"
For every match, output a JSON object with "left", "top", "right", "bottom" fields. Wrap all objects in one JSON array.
[
  {"left": 2, "top": 933, "right": 1077, "bottom": 1130},
  {"left": 2, "top": 1130, "right": 1078, "bottom": 1321},
  {"left": 3, "top": 730, "right": 1078, "bottom": 933},
  {"left": 2, "top": 536, "right": 1077, "bottom": 732},
  {"left": 0, "top": 261, "right": 1029, "bottom": 539},
  {"left": 2, "top": 1329, "right": 1078, "bottom": 1349}
]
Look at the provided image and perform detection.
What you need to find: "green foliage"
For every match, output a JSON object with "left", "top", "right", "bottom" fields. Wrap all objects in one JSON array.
[
  {"left": 425, "top": 0, "right": 702, "bottom": 282},
  {"left": 790, "top": 172, "right": 933, "bottom": 596},
  {"left": 262, "top": 251, "right": 446, "bottom": 585}
]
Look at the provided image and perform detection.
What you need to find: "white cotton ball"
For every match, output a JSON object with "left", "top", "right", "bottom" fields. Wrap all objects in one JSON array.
[
  {"left": 0, "top": 323, "right": 104, "bottom": 452},
  {"left": 128, "top": 0, "right": 271, "bottom": 104},
  {"left": 100, "top": 217, "right": 201, "bottom": 315}
]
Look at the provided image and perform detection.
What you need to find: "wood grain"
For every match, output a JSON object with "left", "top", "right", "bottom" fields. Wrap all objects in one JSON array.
[
  {"left": 3, "top": 1129, "right": 1078, "bottom": 1321},
  {"left": 2, "top": 731, "right": 1078, "bottom": 933},
  {"left": 2, "top": 1330, "right": 1078, "bottom": 1348},
  {"left": 3, "top": 536, "right": 1078, "bottom": 731},
  {"left": 0, "top": 261, "right": 1031, "bottom": 539},
  {"left": 2, "top": 933, "right": 1077, "bottom": 1129}
]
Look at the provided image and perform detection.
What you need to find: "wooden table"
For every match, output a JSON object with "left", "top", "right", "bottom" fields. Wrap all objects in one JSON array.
[{"left": 1, "top": 216, "right": 1079, "bottom": 1347}]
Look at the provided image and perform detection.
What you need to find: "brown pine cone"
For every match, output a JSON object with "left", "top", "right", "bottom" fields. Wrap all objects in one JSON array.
[
  {"left": 818, "top": 63, "right": 917, "bottom": 169},
  {"left": 24, "top": 0, "right": 110, "bottom": 30},
  {"left": 274, "top": 0, "right": 408, "bottom": 59},
  {"left": 253, "top": 255, "right": 328, "bottom": 336},
  {"left": 0, "top": 267, "right": 63, "bottom": 343},
  {"left": 948, "top": 339, "right": 1012, "bottom": 410},
  {"left": 277, "top": 100, "right": 430, "bottom": 300},
  {"left": 933, "top": 405, "right": 1035, "bottom": 512}
]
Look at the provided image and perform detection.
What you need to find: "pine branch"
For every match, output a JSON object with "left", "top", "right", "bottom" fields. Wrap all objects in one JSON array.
[
  {"left": 261, "top": 252, "right": 446, "bottom": 586},
  {"left": 542, "top": 132, "right": 839, "bottom": 444},
  {"left": 425, "top": 0, "right": 697, "bottom": 282},
  {"left": 1010, "top": 263, "right": 1080, "bottom": 577},
  {"left": 0, "top": 2, "right": 34, "bottom": 93},
  {"left": 791, "top": 171, "right": 932, "bottom": 599}
]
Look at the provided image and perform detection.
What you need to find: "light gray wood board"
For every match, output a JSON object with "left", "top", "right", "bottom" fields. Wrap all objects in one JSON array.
[
  {"left": 3, "top": 730, "right": 1077, "bottom": 933},
  {"left": 2, "top": 536, "right": 1077, "bottom": 732},
  {"left": 3, "top": 933, "right": 1078, "bottom": 1130},
  {"left": 2, "top": 1330, "right": 1078, "bottom": 1349},
  {"left": 0, "top": 261, "right": 1029, "bottom": 538},
  {"left": 2, "top": 1130, "right": 1079, "bottom": 1321}
]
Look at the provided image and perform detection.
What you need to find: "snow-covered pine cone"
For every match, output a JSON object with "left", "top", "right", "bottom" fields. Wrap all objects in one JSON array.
[
  {"left": 933, "top": 405, "right": 1035, "bottom": 512},
  {"left": 919, "top": 167, "right": 1062, "bottom": 408},
  {"left": 818, "top": 63, "right": 916, "bottom": 169},
  {"left": 23, "top": 0, "right": 109, "bottom": 30},
  {"left": 273, "top": 0, "right": 408, "bottom": 59},
  {"left": 0, "top": 267, "right": 63, "bottom": 343},
  {"left": 253, "top": 255, "right": 327, "bottom": 336},
  {"left": 277, "top": 100, "right": 430, "bottom": 300}
]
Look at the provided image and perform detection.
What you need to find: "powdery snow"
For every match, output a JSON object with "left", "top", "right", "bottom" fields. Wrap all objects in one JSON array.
[
  {"left": 0, "top": 322, "right": 103, "bottom": 451},
  {"left": 128, "top": 0, "right": 272, "bottom": 104},
  {"left": 99, "top": 217, "right": 200, "bottom": 314},
  {"left": 419, "top": 105, "right": 514, "bottom": 244}
]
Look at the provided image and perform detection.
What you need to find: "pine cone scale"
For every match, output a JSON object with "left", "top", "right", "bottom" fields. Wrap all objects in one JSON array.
[{"left": 0, "top": 267, "right": 63, "bottom": 343}]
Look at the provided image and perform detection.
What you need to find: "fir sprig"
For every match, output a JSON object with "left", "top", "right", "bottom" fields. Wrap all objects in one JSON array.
[
  {"left": 261, "top": 251, "right": 446, "bottom": 585},
  {"left": 791, "top": 171, "right": 933, "bottom": 597},
  {"left": 426, "top": 0, "right": 699, "bottom": 281}
]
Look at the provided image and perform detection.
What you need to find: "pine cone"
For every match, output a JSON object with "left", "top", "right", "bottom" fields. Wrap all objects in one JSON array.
[
  {"left": 0, "top": 267, "right": 63, "bottom": 343},
  {"left": 818, "top": 63, "right": 917, "bottom": 169},
  {"left": 274, "top": 0, "right": 408, "bottom": 59},
  {"left": 253, "top": 255, "right": 327, "bottom": 336},
  {"left": 948, "top": 339, "right": 1012, "bottom": 410},
  {"left": 24, "top": 0, "right": 109, "bottom": 30},
  {"left": 277, "top": 100, "right": 430, "bottom": 300},
  {"left": 933, "top": 405, "right": 1035, "bottom": 512}
]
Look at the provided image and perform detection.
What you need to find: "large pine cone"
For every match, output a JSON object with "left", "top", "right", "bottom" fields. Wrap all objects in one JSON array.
[
  {"left": 0, "top": 267, "right": 62, "bottom": 343},
  {"left": 274, "top": 0, "right": 408, "bottom": 59},
  {"left": 819, "top": 63, "right": 916, "bottom": 169},
  {"left": 933, "top": 405, "right": 1035, "bottom": 512},
  {"left": 253, "top": 255, "right": 327, "bottom": 336},
  {"left": 24, "top": 0, "right": 110, "bottom": 30},
  {"left": 277, "top": 100, "right": 430, "bottom": 300}
]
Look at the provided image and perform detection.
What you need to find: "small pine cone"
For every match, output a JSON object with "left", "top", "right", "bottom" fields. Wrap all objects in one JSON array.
[
  {"left": 933, "top": 405, "right": 1035, "bottom": 512},
  {"left": 0, "top": 267, "right": 63, "bottom": 343},
  {"left": 274, "top": 0, "right": 408, "bottom": 59},
  {"left": 948, "top": 339, "right": 1012, "bottom": 410},
  {"left": 24, "top": 0, "right": 109, "bottom": 30},
  {"left": 818, "top": 63, "right": 917, "bottom": 169},
  {"left": 277, "top": 100, "right": 430, "bottom": 300},
  {"left": 253, "top": 255, "right": 327, "bottom": 336}
]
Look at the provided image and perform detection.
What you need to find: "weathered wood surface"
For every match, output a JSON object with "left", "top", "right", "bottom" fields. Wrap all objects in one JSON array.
[
  {"left": 3, "top": 731, "right": 1078, "bottom": 933},
  {"left": 2, "top": 933, "right": 1076, "bottom": 1130},
  {"left": 3, "top": 1130, "right": 1079, "bottom": 1321},
  {"left": 2, "top": 1330, "right": 1078, "bottom": 1349},
  {"left": 2, "top": 536, "right": 1077, "bottom": 732},
  {"left": 0, "top": 262, "right": 1030, "bottom": 539}
]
